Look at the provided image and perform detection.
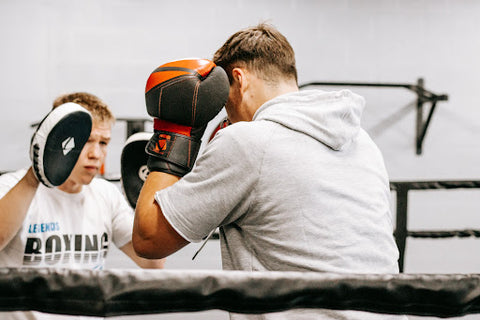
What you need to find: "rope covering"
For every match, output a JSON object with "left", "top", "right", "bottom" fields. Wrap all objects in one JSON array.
[
  {"left": 409, "top": 229, "right": 480, "bottom": 238},
  {"left": 390, "top": 180, "right": 480, "bottom": 191},
  {"left": 1, "top": 268, "right": 480, "bottom": 318}
]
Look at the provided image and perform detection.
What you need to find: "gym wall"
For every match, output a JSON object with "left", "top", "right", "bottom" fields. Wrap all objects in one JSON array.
[{"left": 0, "top": 0, "right": 479, "bottom": 282}]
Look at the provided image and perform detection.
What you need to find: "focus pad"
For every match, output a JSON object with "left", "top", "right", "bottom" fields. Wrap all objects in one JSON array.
[
  {"left": 145, "top": 58, "right": 229, "bottom": 127},
  {"left": 30, "top": 103, "right": 92, "bottom": 187},
  {"left": 121, "top": 132, "right": 152, "bottom": 208}
]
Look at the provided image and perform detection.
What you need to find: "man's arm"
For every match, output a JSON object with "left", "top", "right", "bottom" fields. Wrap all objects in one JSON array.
[
  {"left": 133, "top": 172, "right": 189, "bottom": 259},
  {"left": 120, "top": 241, "right": 166, "bottom": 268},
  {"left": 0, "top": 168, "right": 39, "bottom": 251},
  {"left": 0, "top": 103, "right": 92, "bottom": 251}
]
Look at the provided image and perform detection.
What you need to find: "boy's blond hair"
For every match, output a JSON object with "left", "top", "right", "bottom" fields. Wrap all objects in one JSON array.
[{"left": 53, "top": 92, "right": 115, "bottom": 125}]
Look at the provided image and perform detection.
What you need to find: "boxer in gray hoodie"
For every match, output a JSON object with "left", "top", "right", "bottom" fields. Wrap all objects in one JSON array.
[{"left": 132, "top": 23, "right": 405, "bottom": 320}]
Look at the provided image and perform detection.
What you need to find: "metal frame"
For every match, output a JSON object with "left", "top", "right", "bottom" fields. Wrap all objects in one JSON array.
[
  {"left": 390, "top": 180, "right": 480, "bottom": 272},
  {"left": 115, "top": 117, "right": 151, "bottom": 137},
  {"left": 299, "top": 78, "right": 449, "bottom": 155}
]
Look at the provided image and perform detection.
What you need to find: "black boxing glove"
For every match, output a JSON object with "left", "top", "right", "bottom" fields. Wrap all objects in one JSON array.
[{"left": 144, "top": 58, "right": 229, "bottom": 177}]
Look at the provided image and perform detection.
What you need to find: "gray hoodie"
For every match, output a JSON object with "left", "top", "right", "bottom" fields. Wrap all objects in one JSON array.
[
  {"left": 256, "top": 89, "right": 364, "bottom": 151},
  {"left": 157, "top": 89, "right": 404, "bottom": 320}
]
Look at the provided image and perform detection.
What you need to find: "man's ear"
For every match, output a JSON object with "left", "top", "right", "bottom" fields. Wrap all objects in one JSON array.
[{"left": 231, "top": 67, "right": 248, "bottom": 92}]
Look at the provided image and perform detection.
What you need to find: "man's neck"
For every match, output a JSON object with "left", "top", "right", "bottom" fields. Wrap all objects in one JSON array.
[
  {"left": 57, "top": 180, "right": 83, "bottom": 194},
  {"left": 250, "top": 79, "right": 299, "bottom": 116},
  {"left": 266, "top": 81, "right": 299, "bottom": 100}
]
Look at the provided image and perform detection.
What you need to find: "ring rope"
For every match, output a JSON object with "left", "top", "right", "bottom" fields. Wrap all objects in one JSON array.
[
  {"left": 390, "top": 180, "right": 480, "bottom": 191},
  {"left": 1, "top": 268, "right": 480, "bottom": 317},
  {"left": 409, "top": 229, "right": 480, "bottom": 238},
  {"left": 212, "top": 228, "right": 480, "bottom": 241}
]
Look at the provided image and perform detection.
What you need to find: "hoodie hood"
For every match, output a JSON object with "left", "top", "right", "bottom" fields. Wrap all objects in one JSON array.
[{"left": 253, "top": 89, "right": 365, "bottom": 151}]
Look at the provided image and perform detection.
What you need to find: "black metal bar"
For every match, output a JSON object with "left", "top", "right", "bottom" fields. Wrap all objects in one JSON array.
[
  {"left": 116, "top": 118, "right": 151, "bottom": 138},
  {"left": 299, "top": 79, "right": 448, "bottom": 155},
  {"left": 418, "top": 100, "right": 438, "bottom": 151},
  {"left": 126, "top": 120, "right": 147, "bottom": 137},
  {"left": 416, "top": 78, "right": 425, "bottom": 155},
  {"left": 393, "top": 185, "right": 409, "bottom": 273},
  {"left": 298, "top": 81, "right": 445, "bottom": 101},
  {"left": 299, "top": 81, "right": 415, "bottom": 90}
]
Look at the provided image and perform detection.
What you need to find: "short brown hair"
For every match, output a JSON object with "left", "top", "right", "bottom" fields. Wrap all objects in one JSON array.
[
  {"left": 52, "top": 92, "right": 115, "bottom": 124},
  {"left": 213, "top": 23, "right": 297, "bottom": 85}
]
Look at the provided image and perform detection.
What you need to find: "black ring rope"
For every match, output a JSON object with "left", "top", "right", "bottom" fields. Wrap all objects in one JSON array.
[
  {"left": 409, "top": 229, "right": 480, "bottom": 239},
  {"left": 211, "top": 229, "right": 480, "bottom": 241},
  {"left": 1, "top": 268, "right": 480, "bottom": 318},
  {"left": 390, "top": 180, "right": 480, "bottom": 191}
]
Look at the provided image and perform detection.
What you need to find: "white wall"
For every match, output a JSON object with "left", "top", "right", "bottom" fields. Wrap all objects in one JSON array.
[{"left": 1, "top": 1, "right": 479, "bottom": 319}]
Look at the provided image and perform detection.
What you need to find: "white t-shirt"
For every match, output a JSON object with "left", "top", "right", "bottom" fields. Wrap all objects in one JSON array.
[{"left": 0, "top": 168, "right": 134, "bottom": 320}]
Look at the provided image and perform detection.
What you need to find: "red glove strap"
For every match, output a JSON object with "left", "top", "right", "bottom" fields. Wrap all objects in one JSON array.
[{"left": 153, "top": 118, "right": 192, "bottom": 137}]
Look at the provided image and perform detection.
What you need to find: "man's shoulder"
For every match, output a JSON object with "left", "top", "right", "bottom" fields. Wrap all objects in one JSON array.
[{"left": 214, "top": 120, "right": 273, "bottom": 145}]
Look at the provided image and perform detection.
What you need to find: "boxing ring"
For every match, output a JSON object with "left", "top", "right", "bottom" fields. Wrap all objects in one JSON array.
[
  {"left": 0, "top": 179, "right": 473, "bottom": 317},
  {"left": 9, "top": 114, "right": 480, "bottom": 318},
  {"left": 2, "top": 268, "right": 480, "bottom": 318},
  {"left": 0, "top": 171, "right": 479, "bottom": 317}
]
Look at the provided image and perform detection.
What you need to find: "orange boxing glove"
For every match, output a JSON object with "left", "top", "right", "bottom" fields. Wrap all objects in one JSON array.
[{"left": 144, "top": 58, "right": 229, "bottom": 177}]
